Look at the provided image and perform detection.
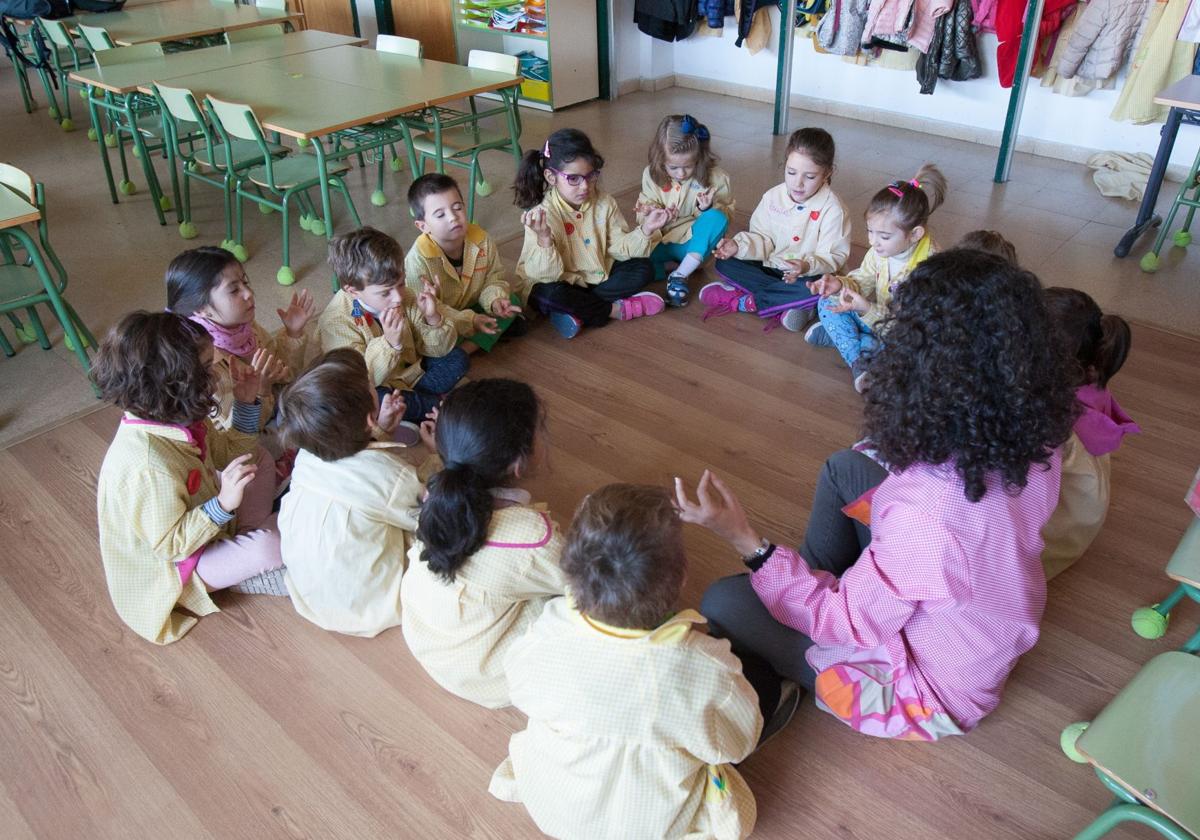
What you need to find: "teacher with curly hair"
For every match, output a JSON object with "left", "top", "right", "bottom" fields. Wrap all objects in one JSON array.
[{"left": 678, "top": 249, "right": 1078, "bottom": 742}]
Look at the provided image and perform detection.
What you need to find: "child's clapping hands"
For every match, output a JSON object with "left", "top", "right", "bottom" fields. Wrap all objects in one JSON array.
[{"left": 277, "top": 288, "right": 315, "bottom": 339}]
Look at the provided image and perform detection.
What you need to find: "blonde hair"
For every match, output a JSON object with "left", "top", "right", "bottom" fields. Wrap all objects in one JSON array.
[
  {"left": 866, "top": 163, "right": 947, "bottom": 233},
  {"left": 647, "top": 114, "right": 719, "bottom": 190}
]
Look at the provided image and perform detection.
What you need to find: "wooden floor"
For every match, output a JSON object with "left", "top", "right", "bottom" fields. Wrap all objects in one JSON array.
[{"left": 1, "top": 304, "right": 1198, "bottom": 839}]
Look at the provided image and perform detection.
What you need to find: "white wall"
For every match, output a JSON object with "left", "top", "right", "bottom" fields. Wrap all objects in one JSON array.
[{"left": 613, "top": 4, "right": 1199, "bottom": 167}]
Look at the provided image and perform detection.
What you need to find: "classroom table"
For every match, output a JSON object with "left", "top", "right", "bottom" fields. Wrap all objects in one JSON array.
[
  {"left": 60, "top": 0, "right": 302, "bottom": 45},
  {"left": 1115, "top": 75, "right": 1200, "bottom": 259},
  {"left": 68, "top": 31, "right": 364, "bottom": 224},
  {"left": 0, "top": 186, "right": 95, "bottom": 388}
]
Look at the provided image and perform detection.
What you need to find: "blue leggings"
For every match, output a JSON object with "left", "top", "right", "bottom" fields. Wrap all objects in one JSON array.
[
  {"left": 817, "top": 296, "right": 878, "bottom": 370},
  {"left": 650, "top": 208, "right": 729, "bottom": 280}
]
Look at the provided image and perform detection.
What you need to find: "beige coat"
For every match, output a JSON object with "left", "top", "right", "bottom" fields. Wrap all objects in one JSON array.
[
  {"left": 97, "top": 415, "right": 257, "bottom": 645},
  {"left": 279, "top": 443, "right": 428, "bottom": 637},
  {"left": 731, "top": 182, "right": 852, "bottom": 274},
  {"left": 403, "top": 224, "right": 512, "bottom": 337},
  {"left": 401, "top": 492, "right": 568, "bottom": 708},
  {"left": 317, "top": 289, "right": 457, "bottom": 390},
  {"left": 635, "top": 165, "right": 735, "bottom": 244},
  {"left": 1041, "top": 433, "right": 1112, "bottom": 580},
  {"left": 516, "top": 189, "right": 659, "bottom": 289},
  {"left": 1057, "top": 0, "right": 1152, "bottom": 81},
  {"left": 838, "top": 233, "right": 936, "bottom": 328},
  {"left": 490, "top": 601, "right": 761, "bottom": 840},
  {"left": 210, "top": 320, "right": 308, "bottom": 433}
]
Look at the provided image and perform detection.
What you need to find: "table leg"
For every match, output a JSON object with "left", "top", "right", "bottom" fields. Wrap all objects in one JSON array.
[
  {"left": 1115, "top": 107, "right": 1181, "bottom": 258},
  {"left": 313, "top": 138, "right": 335, "bottom": 240},
  {"left": 88, "top": 87, "right": 119, "bottom": 205},
  {"left": 124, "top": 94, "right": 168, "bottom": 226}
]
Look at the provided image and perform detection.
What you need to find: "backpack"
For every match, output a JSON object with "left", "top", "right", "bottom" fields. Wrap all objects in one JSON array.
[
  {"left": 0, "top": 0, "right": 66, "bottom": 18},
  {"left": 71, "top": 0, "right": 126, "bottom": 10},
  {"left": 0, "top": 13, "right": 53, "bottom": 78}
]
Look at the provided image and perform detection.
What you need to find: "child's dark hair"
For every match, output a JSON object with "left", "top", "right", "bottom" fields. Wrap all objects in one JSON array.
[
  {"left": 785, "top": 127, "right": 836, "bottom": 173},
  {"left": 647, "top": 114, "right": 719, "bottom": 189},
  {"left": 956, "top": 230, "right": 1018, "bottom": 265},
  {"left": 862, "top": 250, "right": 1076, "bottom": 503},
  {"left": 417, "top": 379, "right": 541, "bottom": 582},
  {"left": 866, "top": 163, "right": 947, "bottom": 233},
  {"left": 1044, "top": 287, "right": 1131, "bottom": 389},
  {"left": 92, "top": 311, "right": 216, "bottom": 424},
  {"left": 560, "top": 484, "right": 685, "bottom": 630},
  {"left": 328, "top": 226, "right": 405, "bottom": 291},
  {"left": 278, "top": 349, "right": 375, "bottom": 462},
  {"left": 513, "top": 128, "right": 605, "bottom": 210},
  {"left": 407, "top": 172, "right": 462, "bottom": 221},
  {"left": 165, "top": 246, "right": 241, "bottom": 316}
]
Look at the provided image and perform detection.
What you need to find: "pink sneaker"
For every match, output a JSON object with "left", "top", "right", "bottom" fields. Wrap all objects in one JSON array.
[
  {"left": 617, "top": 291, "right": 665, "bottom": 321},
  {"left": 699, "top": 282, "right": 756, "bottom": 320}
]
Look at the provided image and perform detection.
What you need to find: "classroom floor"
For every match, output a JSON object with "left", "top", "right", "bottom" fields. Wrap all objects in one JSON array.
[{"left": 2, "top": 73, "right": 1199, "bottom": 839}]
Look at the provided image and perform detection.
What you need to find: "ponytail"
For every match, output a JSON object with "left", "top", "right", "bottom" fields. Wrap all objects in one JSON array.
[
  {"left": 1044, "top": 287, "right": 1132, "bottom": 388},
  {"left": 1095, "top": 313, "right": 1131, "bottom": 388},
  {"left": 512, "top": 127, "right": 605, "bottom": 210},
  {"left": 416, "top": 378, "right": 542, "bottom": 582},
  {"left": 866, "top": 162, "right": 947, "bottom": 233}
]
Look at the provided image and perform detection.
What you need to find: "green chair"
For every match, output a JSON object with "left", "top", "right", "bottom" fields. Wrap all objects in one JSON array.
[
  {"left": 0, "top": 163, "right": 96, "bottom": 391},
  {"left": 76, "top": 23, "right": 116, "bottom": 51},
  {"left": 1131, "top": 518, "right": 1200, "bottom": 653},
  {"left": 223, "top": 23, "right": 285, "bottom": 45},
  {"left": 1140, "top": 141, "right": 1200, "bottom": 273},
  {"left": 1061, "top": 651, "right": 1200, "bottom": 839},
  {"left": 154, "top": 82, "right": 289, "bottom": 255},
  {"left": 3, "top": 18, "right": 45, "bottom": 116},
  {"left": 35, "top": 18, "right": 96, "bottom": 134},
  {"left": 405, "top": 49, "right": 522, "bottom": 221},
  {"left": 206, "top": 95, "right": 362, "bottom": 286}
]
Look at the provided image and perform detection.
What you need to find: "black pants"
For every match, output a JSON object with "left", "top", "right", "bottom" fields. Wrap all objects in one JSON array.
[
  {"left": 528, "top": 258, "right": 655, "bottom": 327},
  {"left": 714, "top": 258, "right": 819, "bottom": 317},
  {"left": 701, "top": 449, "right": 888, "bottom": 716}
]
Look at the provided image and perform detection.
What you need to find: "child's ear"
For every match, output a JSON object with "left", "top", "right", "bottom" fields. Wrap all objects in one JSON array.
[
  {"left": 543, "top": 168, "right": 555, "bottom": 187},
  {"left": 509, "top": 455, "right": 526, "bottom": 480},
  {"left": 908, "top": 224, "right": 926, "bottom": 245},
  {"left": 414, "top": 218, "right": 429, "bottom": 235},
  {"left": 341, "top": 283, "right": 360, "bottom": 298}
]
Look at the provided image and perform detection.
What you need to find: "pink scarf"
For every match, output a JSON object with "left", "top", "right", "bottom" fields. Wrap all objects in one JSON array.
[{"left": 189, "top": 314, "right": 257, "bottom": 358}]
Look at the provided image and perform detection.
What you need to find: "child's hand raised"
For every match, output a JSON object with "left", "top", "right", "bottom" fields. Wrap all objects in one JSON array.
[
  {"left": 380, "top": 305, "right": 407, "bottom": 349},
  {"left": 673, "top": 470, "right": 762, "bottom": 558},
  {"left": 806, "top": 274, "right": 841, "bottom": 297},
  {"left": 714, "top": 238, "right": 739, "bottom": 260},
  {"left": 522, "top": 207, "right": 553, "bottom": 247},
  {"left": 781, "top": 258, "right": 810, "bottom": 284},
  {"left": 696, "top": 188, "right": 714, "bottom": 211},
  {"left": 490, "top": 297, "right": 522, "bottom": 319},
  {"left": 217, "top": 452, "right": 257, "bottom": 514},
  {"left": 830, "top": 286, "right": 869, "bottom": 315},
  {"left": 640, "top": 206, "right": 671, "bottom": 236},
  {"left": 374, "top": 389, "right": 406, "bottom": 435},
  {"left": 419, "top": 406, "right": 438, "bottom": 451},
  {"left": 418, "top": 279, "right": 443, "bottom": 327},
  {"left": 473, "top": 312, "right": 499, "bottom": 335},
  {"left": 277, "top": 288, "right": 315, "bottom": 338},
  {"left": 230, "top": 350, "right": 287, "bottom": 403}
]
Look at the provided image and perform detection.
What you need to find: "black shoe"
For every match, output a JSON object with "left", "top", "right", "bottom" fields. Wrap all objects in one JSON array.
[{"left": 758, "top": 680, "right": 803, "bottom": 748}]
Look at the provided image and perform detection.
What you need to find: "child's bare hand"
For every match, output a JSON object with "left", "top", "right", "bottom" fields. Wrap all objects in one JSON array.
[
  {"left": 277, "top": 288, "right": 315, "bottom": 338},
  {"left": 418, "top": 281, "right": 443, "bottom": 327},
  {"left": 371, "top": 389, "right": 405, "bottom": 435},
  {"left": 781, "top": 258, "right": 810, "bottom": 284},
  {"left": 418, "top": 406, "right": 438, "bottom": 451},
  {"left": 714, "top": 238, "right": 739, "bottom": 260},
  {"left": 522, "top": 207, "right": 552, "bottom": 246},
  {"left": 640, "top": 206, "right": 671, "bottom": 235},
  {"left": 217, "top": 453, "right": 257, "bottom": 513},
  {"left": 490, "top": 297, "right": 522, "bottom": 318},
  {"left": 696, "top": 188, "right": 714, "bottom": 211},
  {"left": 830, "top": 287, "right": 869, "bottom": 315},
  {"left": 673, "top": 470, "right": 762, "bottom": 557},
  {"left": 473, "top": 312, "right": 499, "bottom": 335},
  {"left": 380, "top": 305, "right": 406, "bottom": 348},
  {"left": 807, "top": 274, "right": 842, "bottom": 297}
]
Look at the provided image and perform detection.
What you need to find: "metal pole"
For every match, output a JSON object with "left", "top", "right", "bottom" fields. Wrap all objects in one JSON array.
[
  {"left": 773, "top": 0, "right": 799, "bottom": 135},
  {"left": 994, "top": 0, "right": 1046, "bottom": 183}
]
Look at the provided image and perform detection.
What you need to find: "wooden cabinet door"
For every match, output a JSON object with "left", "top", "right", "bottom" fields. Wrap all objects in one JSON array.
[
  {"left": 392, "top": 0, "right": 456, "bottom": 62},
  {"left": 295, "top": 0, "right": 357, "bottom": 36}
]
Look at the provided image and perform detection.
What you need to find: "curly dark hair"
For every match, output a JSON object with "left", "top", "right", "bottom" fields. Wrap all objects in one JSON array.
[
  {"left": 92, "top": 311, "right": 217, "bottom": 424},
  {"left": 861, "top": 249, "right": 1077, "bottom": 503}
]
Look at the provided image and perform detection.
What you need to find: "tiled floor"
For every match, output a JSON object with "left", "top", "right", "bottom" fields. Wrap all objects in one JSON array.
[{"left": 0, "top": 81, "right": 1197, "bottom": 445}]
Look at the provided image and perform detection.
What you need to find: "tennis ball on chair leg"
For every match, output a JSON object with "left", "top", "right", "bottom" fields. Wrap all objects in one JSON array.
[
  {"left": 60, "top": 118, "right": 74, "bottom": 132},
  {"left": 118, "top": 179, "right": 136, "bottom": 196},
  {"left": 232, "top": 244, "right": 249, "bottom": 262},
  {"left": 178, "top": 221, "right": 198, "bottom": 239},
  {"left": 370, "top": 190, "right": 387, "bottom": 207},
  {"left": 87, "top": 127, "right": 98, "bottom": 142},
  {"left": 1139, "top": 252, "right": 1160, "bottom": 273},
  {"left": 1131, "top": 606, "right": 1168, "bottom": 639},
  {"left": 1174, "top": 230, "right": 1192, "bottom": 247},
  {"left": 1060, "top": 722, "right": 1089, "bottom": 763},
  {"left": 276, "top": 266, "right": 296, "bottom": 286}
]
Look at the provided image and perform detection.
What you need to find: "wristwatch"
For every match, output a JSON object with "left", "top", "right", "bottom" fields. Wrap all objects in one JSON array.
[{"left": 741, "top": 537, "right": 776, "bottom": 570}]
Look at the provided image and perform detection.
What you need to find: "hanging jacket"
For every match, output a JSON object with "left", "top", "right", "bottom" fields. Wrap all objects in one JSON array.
[
  {"left": 972, "top": 0, "right": 999, "bottom": 31},
  {"left": 817, "top": 0, "right": 871, "bottom": 53},
  {"left": 1110, "top": 0, "right": 1197, "bottom": 123},
  {"left": 996, "top": 0, "right": 1078, "bottom": 87},
  {"left": 635, "top": 0, "right": 700, "bottom": 41},
  {"left": 917, "top": 0, "right": 982, "bottom": 93},
  {"left": 737, "top": 0, "right": 776, "bottom": 45},
  {"left": 1056, "top": 0, "right": 1151, "bottom": 81},
  {"left": 703, "top": 0, "right": 736, "bottom": 27}
]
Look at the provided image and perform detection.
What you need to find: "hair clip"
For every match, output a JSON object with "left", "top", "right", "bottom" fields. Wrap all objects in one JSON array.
[
  {"left": 887, "top": 183, "right": 905, "bottom": 198},
  {"left": 680, "top": 114, "right": 710, "bottom": 142},
  {"left": 910, "top": 178, "right": 921, "bottom": 188},
  {"left": 542, "top": 140, "right": 551, "bottom": 159}
]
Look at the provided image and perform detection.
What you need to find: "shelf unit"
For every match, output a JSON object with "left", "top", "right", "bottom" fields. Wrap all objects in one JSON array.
[{"left": 452, "top": 0, "right": 598, "bottom": 111}]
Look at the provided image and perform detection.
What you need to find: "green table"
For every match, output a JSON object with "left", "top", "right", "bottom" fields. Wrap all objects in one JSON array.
[{"left": 61, "top": 0, "right": 301, "bottom": 45}]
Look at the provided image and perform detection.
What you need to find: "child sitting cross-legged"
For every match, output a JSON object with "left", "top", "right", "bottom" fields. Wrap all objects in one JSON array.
[
  {"left": 489, "top": 484, "right": 763, "bottom": 840},
  {"left": 404, "top": 172, "right": 527, "bottom": 355},
  {"left": 277, "top": 348, "right": 438, "bottom": 638},
  {"left": 319, "top": 226, "right": 467, "bottom": 443}
]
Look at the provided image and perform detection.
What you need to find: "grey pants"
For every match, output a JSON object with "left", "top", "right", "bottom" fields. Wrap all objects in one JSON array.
[{"left": 701, "top": 449, "right": 888, "bottom": 714}]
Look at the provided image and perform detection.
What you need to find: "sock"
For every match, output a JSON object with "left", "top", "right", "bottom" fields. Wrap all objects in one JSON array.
[{"left": 672, "top": 253, "right": 703, "bottom": 278}]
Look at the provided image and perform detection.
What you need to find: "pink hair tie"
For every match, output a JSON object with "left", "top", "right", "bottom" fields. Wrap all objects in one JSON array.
[
  {"left": 887, "top": 185, "right": 904, "bottom": 198},
  {"left": 910, "top": 178, "right": 921, "bottom": 188}
]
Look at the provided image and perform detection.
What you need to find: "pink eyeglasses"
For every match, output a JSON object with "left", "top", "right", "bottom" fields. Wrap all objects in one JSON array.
[{"left": 550, "top": 168, "right": 601, "bottom": 187}]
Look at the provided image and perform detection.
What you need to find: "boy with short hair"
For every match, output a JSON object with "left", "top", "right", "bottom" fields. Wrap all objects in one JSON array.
[
  {"left": 404, "top": 173, "right": 526, "bottom": 354},
  {"left": 319, "top": 226, "right": 466, "bottom": 425}
]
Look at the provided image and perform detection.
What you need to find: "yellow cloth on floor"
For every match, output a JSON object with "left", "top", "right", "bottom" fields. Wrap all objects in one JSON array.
[
  {"left": 401, "top": 494, "right": 568, "bottom": 708},
  {"left": 97, "top": 414, "right": 257, "bottom": 645},
  {"left": 1041, "top": 432, "right": 1111, "bottom": 580},
  {"left": 516, "top": 188, "right": 659, "bottom": 290},
  {"left": 404, "top": 224, "right": 512, "bottom": 337},
  {"left": 733, "top": 183, "right": 852, "bottom": 274},
  {"left": 210, "top": 320, "right": 308, "bottom": 433},
  {"left": 635, "top": 165, "right": 736, "bottom": 244},
  {"left": 839, "top": 233, "right": 936, "bottom": 328},
  {"left": 489, "top": 601, "right": 762, "bottom": 840},
  {"left": 279, "top": 443, "right": 428, "bottom": 637},
  {"left": 317, "top": 288, "right": 457, "bottom": 390}
]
